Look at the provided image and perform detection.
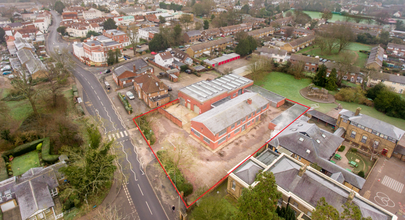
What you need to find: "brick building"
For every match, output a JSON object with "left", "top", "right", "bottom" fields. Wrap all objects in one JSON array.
[
  {"left": 186, "top": 37, "right": 234, "bottom": 58},
  {"left": 112, "top": 59, "right": 154, "bottom": 88},
  {"left": 183, "top": 30, "right": 201, "bottom": 43},
  {"left": 201, "top": 28, "right": 220, "bottom": 39},
  {"left": 133, "top": 74, "right": 170, "bottom": 108},
  {"left": 280, "top": 34, "right": 315, "bottom": 52},
  {"left": 365, "top": 45, "right": 384, "bottom": 70},
  {"left": 191, "top": 92, "right": 270, "bottom": 149},
  {"left": 103, "top": 29, "right": 130, "bottom": 46},
  {"left": 247, "top": 27, "right": 274, "bottom": 38},
  {"left": 220, "top": 23, "right": 252, "bottom": 36},
  {"left": 368, "top": 73, "right": 405, "bottom": 94},
  {"left": 336, "top": 108, "right": 405, "bottom": 158},
  {"left": 386, "top": 43, "right": 405, "bottom": 58},
  {"left": 178, "top": 74, "right": 253, "bottom": 114},
  {"left": 255, "top": 47, "right": 288, "bottom": 63},
  {"left": 203, "top": 53, "right": 240, "bottom": 67},
  {"left": 61, "top": 12, "right": 78, "bottom": 21},
  {"left": 324, "top": 61, "right": 363, "bottom": 83},
  {"left": 289, "top": 54, "right": 319, "bottom": 72}
]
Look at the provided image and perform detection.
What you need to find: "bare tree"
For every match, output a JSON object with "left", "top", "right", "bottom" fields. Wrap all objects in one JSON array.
[
  {"left": 336, "top": 51, "right": 355, "bottom": 87},
  {"left": 335, "top": 24, "right": 355, "bottom": 53},
  {"left": 288, "top": 61, "right": 305, "bottom": 79},
  {"left": 126, "top": 26, "right": 140, "bottom": 56},
  {"left": 248, "top": 55, "right": 274, "bottom": 82},
  {"left": 285, "top": 27, "right": 294, "bottom": 37},
  {"left": 179, "top": 14, "right": 193, "bottom": 31}
]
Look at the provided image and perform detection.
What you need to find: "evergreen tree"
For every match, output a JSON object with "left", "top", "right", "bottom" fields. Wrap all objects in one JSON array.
[
  {"left": 312, "top": 197, "right": 340, "bottom": 220},
  {"left": 313, "top": 64, "right": 327, "bottom": 87},
  {"left": 54, "top": 1, "right": 65, "bottom": 14},
  {"left": 276, "top": 206, "right": 296, "bottom": 220},
  {"left": 148, "top": 33, "right": 169, "bottom": 52},
  {"left": 203, "top": 20, "right": 209, "bottom": 30},
  {"left": 325, "top": 68, "right": 338, "bottom": 91},
  {"left": 103, "top": 18, "right": 117, "bottom": 30},
  {"left": 237, "top": 171, "right": 282, "bottom": 219}
]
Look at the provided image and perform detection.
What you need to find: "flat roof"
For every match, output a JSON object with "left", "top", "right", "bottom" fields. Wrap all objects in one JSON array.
[
  {"left": 246, "top": 85, "right": 285, "bottom": 104},
  {"left": 180, "top": 74, "right": 253, "bottom": 103},
  {"left": 271, "top": 104, "right": 308, "bottom": 127}
]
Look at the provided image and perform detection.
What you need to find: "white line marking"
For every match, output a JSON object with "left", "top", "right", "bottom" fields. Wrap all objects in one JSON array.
[
  {"left": 108, "top": 135, "right": 111, "bottom": 141},
  {"left": 138, "top": 184, "right": 144, "bottom": 196},
  {"left": 120, "top": 143, "right": 137, "bottom": 181},
  {"left": 381, "top": 176, "right": 404, "bottom": 193},
  {"left": 145, "top": 201, "right": 153, "bottom": 215},
  {"left": 112, "top": 133, "right": 116, "bottom": 139},
  {"left": 97, "top": 96, "right": 100, "bottom": 100},
  {"left": 124, "top": 131, "right": 128, "bottom": 136},
  {"left": 120, "top": 131, "right": 124, "bottom": 138}
]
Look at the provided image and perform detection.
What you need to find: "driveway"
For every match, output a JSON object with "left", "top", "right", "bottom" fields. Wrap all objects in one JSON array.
[{"left": 360, "top": 157, "right": 405, "bottom": 219}]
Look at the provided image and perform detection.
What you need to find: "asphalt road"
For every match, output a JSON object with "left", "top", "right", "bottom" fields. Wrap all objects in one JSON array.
[{"left": 46, "top": 11, "right": 168, "bottom": 220}]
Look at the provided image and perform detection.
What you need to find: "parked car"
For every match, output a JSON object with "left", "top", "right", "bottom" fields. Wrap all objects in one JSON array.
[
  {"left": 168, "top": 86, "right": 172, "bottom": 91},
  {"left": 104, "top": 69, "right": 111, "bottom": 74},
  {"left": 185, "top": 69, "right": 192, "bottom": 74},
  {"left": 126, "top": 91, "right": 135, "bottom": 100},
  {"left": 166, "top": 48, "right": 172, "bottom": 52},
  {"left": 1, "top": 65, "right": 11, "bottom": 71},
  {"left": 151, "top": 52, "right": 157, "bottom": 55},
  {"left": 2, "top": 71, "right": 12, "bottom": 75},
  {"left": 8, "top": 74, "right": 14, "bottom": 79},
  {"left": 159, "top": 72, "right": 166, "bottom": 76},
  {"left": 136, "top": 45, "right": 142, "bottom": 48},
  {"left": 123, "top": 55, "right": 131, "bottom": 60}
]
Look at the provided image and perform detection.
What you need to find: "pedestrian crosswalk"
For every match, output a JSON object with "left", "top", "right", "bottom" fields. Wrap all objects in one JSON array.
[
  {"left": 381, "top": 175, "right": 404, "bottom": 193},
  {"left": 107, "top": 130, "right": 129, "bottom": 141}
]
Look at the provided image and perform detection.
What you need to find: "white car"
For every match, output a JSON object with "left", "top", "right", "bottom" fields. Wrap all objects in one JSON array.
[
  {"left": 126, "top": 91, "right": 135, "bottom": 100},
  {"left": 1, "top": 65, "right": 11, "bottom": 72}
]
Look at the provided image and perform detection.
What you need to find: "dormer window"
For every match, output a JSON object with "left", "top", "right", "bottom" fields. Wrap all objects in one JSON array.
[
  {"left": 299, "top": 137, "right": 304, "bottom": 142},
  {"left": 321, "top": 134, "right": 326, "bottom": 138},
  {"left": 316, "top": 140, "right": 320, "bottom": 144}
]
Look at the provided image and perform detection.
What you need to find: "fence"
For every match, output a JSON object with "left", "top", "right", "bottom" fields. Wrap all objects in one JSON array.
[{"left": 157, "top": 100, "right": 182, "bottom": 127}]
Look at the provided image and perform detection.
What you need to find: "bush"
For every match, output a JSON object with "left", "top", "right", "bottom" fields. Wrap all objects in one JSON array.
[
  {"left": 179, "top": 182, "right": 193, "bottom": 197},
  {"left": 41, "top": 137, "right": 60, "bottom": 163},
  {"left": 351, "top": 148, "right": 357, "bottom": 153},
  {"left": 338, "top": 146, "right": 346, "bottom": 152},
  {"left": 36, "top": 143, "right": 42, "bottom": 151},
  {"left": 358, "top": 170, "right": 365, "bottom": 178},
  {"left": 118, "top": 92, "right": 133, "bottom": 114}
]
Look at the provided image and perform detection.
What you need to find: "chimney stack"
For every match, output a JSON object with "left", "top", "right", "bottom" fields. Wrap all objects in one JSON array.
[
  {"left": 298, "top": 164, "right": 307, "bottom": 177},
  {"left": 247, "top": 98, "right": 252, "bottom": 105},
  {"left": 355, "top": 107, "right": 361, "bottom": 116},
  {"left": 159, "top": 81, "right": 164, "bottom": 90},
  {"left": 347, "top": 191, "right": 355, "bottom": 203},
  {"left": 133, "top": 64, "right": 137, "bottom": 73}
]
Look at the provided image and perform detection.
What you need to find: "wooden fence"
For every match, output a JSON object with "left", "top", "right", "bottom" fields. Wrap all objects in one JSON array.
[{"left": 157, "top": 100, "right": 182, "bottom": 127}]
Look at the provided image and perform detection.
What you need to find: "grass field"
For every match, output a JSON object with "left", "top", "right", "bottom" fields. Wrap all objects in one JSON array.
[
  {"left": 284, "top": 10, "right": 376, "bottom": 24},
  {"left": 256, "top": 72, "right": 405, "bottom": 130},
  {"left": 298, "top": 43, "right": 374, "bottom": 68},
  {"left": 1, "top": 88, "right": 33, "bottom": 121},
  {"left": 11, "top": 151, "right": 40, "bottom": 176}
]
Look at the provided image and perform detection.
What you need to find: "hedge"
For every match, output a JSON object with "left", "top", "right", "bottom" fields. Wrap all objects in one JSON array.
[
  {"left": 41, "top": 138, "right": 60, "bottom": 163},
  {"left": 338, "top": 146, "right": 346, "bottom": 152},
  {"left": 118, "top": 92, "right": 133, "bottom": 114}
]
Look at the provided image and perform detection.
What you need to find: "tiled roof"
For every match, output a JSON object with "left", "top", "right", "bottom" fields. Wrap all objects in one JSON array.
[
  {"left": 157, "top": 51, "right": 173, "bottom": 60},
  {"left": 290, "top": 54, "right": 319, "bottom": 64},
  {"left": 189, "top": 37, "right": 233, "bottom": 52},
  {"left": 366, "top": 45, "right": 384, "bottom": 68},
  {"left": 134, "top": 74, "right": 168, "bottom": 94}
]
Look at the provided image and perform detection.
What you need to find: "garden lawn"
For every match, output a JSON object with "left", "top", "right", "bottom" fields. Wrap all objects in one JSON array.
[
  {"left": 11, "top": 151, "right": 40, "bottom": 176},
  {"left": 345, "top": 150, "right": 374, "bottom": 176},
  {"left": 257, "top": 72, "right": 405, "bottom": 130},
  {"left": 284, "top": 10, "right": 376, "bottom": 24},
  {"left": 5, "top": 99, "right": 33, "bottom": 121}
]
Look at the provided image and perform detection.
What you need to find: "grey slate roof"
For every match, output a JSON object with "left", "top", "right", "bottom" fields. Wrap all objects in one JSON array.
[
  {"left": 246, "top": 85, "right": 285, "bottom": 105},
  {"left": 185, "top": 30, "right": 201, "bottom": 37},
  {"left": 366, "top": 45, "right": 384, "bottom": 68},
  {"left": 256, "top": 47, "right": 287, "bottom": 57},
  {"left": 339, "top": 109, "right": 405, "bottom": 141},
  {"left": 180, "top": 74, "right": 253, "bottom": 103},
  {"left": 192, "top": 92, "right": 269, "bottom": 135},
  {"left": 378, "top": 73, "right": 405, "bottom": 84},
  {"left": 234, "top": 160, "right": 263, "bottom": 185},
  {"left": 256, "top": 149, "right": 279, "bottom": 165},
  {"left": 115, "top": 59, "right": 152, "bottom": 76},
  {"left": 270, "top": 104, "right": 308, "bottom": 129},
  {"left": 307, "top": 109, "right": 337, "bottom": 126}
]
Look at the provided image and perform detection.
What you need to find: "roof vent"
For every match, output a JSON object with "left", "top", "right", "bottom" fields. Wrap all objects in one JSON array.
[
  {"left": 297, "top": 124, "right": 303, "bottom": 127},
  {"left": 155, "top": 82, "right": 158, "bottom": 86},
  {"left": 299, "top": 137, "right": 304, "bottom": 142},
  {"left": 306, "top": 149, "right": 311, "bottom": 154},
  {"left": 316, "top": 140, "right": 320, "bottom": 144},
  {"left": 322, "top": 134, "right": 326, "bottom": 138}
]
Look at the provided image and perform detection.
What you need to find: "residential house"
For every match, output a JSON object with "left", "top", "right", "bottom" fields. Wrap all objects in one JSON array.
[
  {"left": 186, "top": 37, "right": 234, "bottom": 58},
  {"left": 191, "top": 92, "right": 270, "bottom": 150},
  {"left": 7, "top": 22, "right": 23, "bottom": 30},
  {"left": 14, "top": 37, "right": 35, "bottom": 51},
  {"left": 211, "top": 8, "right": 227, "bottom": 15},
  {"left": 220, "top": 23, "right": 252, "bottom": 36},
  {"left": 324, "top": 61, "right": 363, "bottom": 83},
  {"left": 113, "top": 16, "right": 135, "bottom": 26},
  {"left": 280, "top": 27, "right": 314, "bottom": 37},
  {"left": 386, "top": 43, "right": 405, "bottom": 58},
  {"left": 13, "top": 25, "right": 44, "bottom": 42},
  {"left": 255, "top": 47, "right": 288, "bottom": 63},
  {"left": 145, "top": 14, "right": 159, "bottom": 23},
  {"left": 290, "top": 54, "right": 319, "bottom": 72},
  {"left": 133, "top": 74, "right": 170, "bottom": 108},
  {"left": 83, "top": 8, "right": 103, "bottom": 20},
  {"left": 103, "top": 29, "right": 130, "bottom": 46},
  {"left": 112, "top": 59, "right": 154, "bottom": 88},
  {"left": 0, "top": 16, "right": 11, "bottom": 24},
  {"left": 61, "top": 12, "right": 78, "bottom": 21},
  {"left": 280, "top": 34, "right": 315, "bottom": 52},
  {"left": 227, "top": 149, "right": 396, "bottom": 219},
  {"left": 33, "top": 19, "right": 49, "bottom": 33},
  {"left": 178, "top": 74, "right": 253, "bottom": 114},
  {"left": 334, "top": 21, "right": 382, "bottom": 33},
  {"left": 243, "top": 17, "right": 266, "bottom": 28},
  {"left": 336, "top": 108, "right": 405, "bottom": 158},
  {"left": 393, "top": 11, "right": 401, "bottom": 18},
  {"left": 183, "top": 30, "right": 202, "bottom": 43},
  {"left": 270, "top": 16, "right": 293, "bottom": 27},
  {"left": 17, "top": 48, "right": 48, "bottom": 78},
  {"left": 365, "top": 45, "right": 384, "bottom": 70},
  {"left": 66, "top": 23, "right": 91, "bottom": 38},
  {"left": 172, "top": 49, "right": 193, "bottom": 65},
  {"left": 138, "top": 27, "right": 159, "bottom": 40},
  {"left": 115, "top": 7, "right": 145, "bottom": 16},
  {"left": 247, "top": 27, "right": 274, "bottom": 38},
  {"left": 369, "top": 73, "right": 405, "bottom": 94},
  {"left": 0, "top": 162, "right": 66, "bottom": 220},
  {"left": 155, "top": 52, "right": 174, "bottom": 67},
  {"left": 201, "top": 28, "right": 221, "bottom": 39}
]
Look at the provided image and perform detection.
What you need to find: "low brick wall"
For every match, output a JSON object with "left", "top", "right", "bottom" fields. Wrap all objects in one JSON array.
[
  {"left": 158, "top": 100, "right": 182, "bottom": 127},
  {"left": 147, "top": 59, "right": 170, "bottom": 71}
]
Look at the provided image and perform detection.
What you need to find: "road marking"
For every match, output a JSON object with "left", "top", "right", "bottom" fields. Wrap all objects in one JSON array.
[
  {"left": 138, "top": 184, "right": 144, "bottom": 196},
  {"left": 145, "top": 201, "right": 153, "bottom": 215},
  {"left": 108, "top": 135, "right": 112, "bottom": 141},
  {"left": 97, "top": 96, "right": 100, "bottom": 100},
  {"left": 112, "top": 133, "right": 116, "bottom": 139},
  {"left": 381, "top": 175, "right": 404, "bottom": 193},
  {"left": 120, "top": 131, "right": 124, "bottom": 138},
  {"left": 124, "top": 131, "right": 128, "bottom": 136}
]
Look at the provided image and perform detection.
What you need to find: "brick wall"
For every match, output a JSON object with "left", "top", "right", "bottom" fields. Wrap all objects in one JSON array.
[
  {"left": 157, "top": 100, "right": 182, "bottom": 127},
  {"left": 147, "top": 59, "right": 170, "bottom": 71}
]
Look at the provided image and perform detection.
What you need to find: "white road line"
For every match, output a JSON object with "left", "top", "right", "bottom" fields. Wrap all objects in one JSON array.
[
  {"left": 120, "top": 143, "right": 137, "bottom": 181},
  {"left": 101, "top": 102, "right": 104, "bottom": 106},
  {"left": 120, "top": 131, "right": 124, "bottom": 138},
  {"left": 138, "top": 184, "right": 144, "bottom": 196},
  {"left": 108, "top": 135, "right": 111, "bottom": 141},
  {"left": 381, "top": 176, "right": 404, "bottom": 193},
  {"left": 97, "top": 96, "right": 100, "bottom": 100},
  {"left": 112, "top": 133, "right": 116, "bottom": 139},
  {"left": 145, "top": 201, "right": 153, "bottom": 215},
  {"left": 124, "top": 131, "right": 128, "bottom": 136}
]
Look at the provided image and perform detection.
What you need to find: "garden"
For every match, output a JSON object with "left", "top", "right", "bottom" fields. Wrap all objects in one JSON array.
[{"left": 345, "top": 148, "right": 376, "bottom": 177}]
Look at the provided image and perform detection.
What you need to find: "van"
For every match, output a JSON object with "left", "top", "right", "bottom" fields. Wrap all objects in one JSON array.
[{"left": 104, "top": 81, "right": 110, "bottom": 90}]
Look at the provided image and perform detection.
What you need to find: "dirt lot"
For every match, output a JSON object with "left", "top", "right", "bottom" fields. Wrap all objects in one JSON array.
[
  {"left": 146, "top": 104, "right": 283, "bottom": 202},
  {"left": 216, "top": 58, "right": 251, "bottom": 73}
]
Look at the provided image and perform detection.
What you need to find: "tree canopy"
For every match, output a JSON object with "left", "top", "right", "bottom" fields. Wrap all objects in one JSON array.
[
  {"left": 203, "top": 20, "right": 209, "bottom": 29},
  {"left": 0, "top": 27, "right": 5, "bottom": 43},
  {"left": 86, "top": 30, "right": 100, "bottom": 38},
  {"left": 313, "top": 64, "right": 327, "bottom": 87},
  {"left": 148, "top": 33, "right": 169, "bottom": 52},
  {"left": 325, "top": 68, "right": 338, "bottom": 91},
  {"left": 103, "top": 18, "right": 117, "bottom": 30},
  {"left": 235, "top": 36, "right": 258, "bottom": 56},
  {"left": 57, "top": 26, "right": 67, "bottom": 35},
  {"left": 54, "top": 1, "right": 65, "bottom": 14}
]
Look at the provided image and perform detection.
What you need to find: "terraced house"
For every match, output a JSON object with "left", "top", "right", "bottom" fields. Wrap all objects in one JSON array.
[
  {"left": 201, "top": 28, "right": 221, "bottom": 39},
  {"left": 386, "top": 43, "right": 405, "bottom": 58},
  {"left": 219, "top": 23, "right": 252, "bottom": 36},
  {"left": 289, "top": 54, "right": 319, "bottom": 72},
  {"left": 186, "top": 37, "right": 234, "bottom": 58},
  {"left": 227, "top": 149, "right": 396, "bottom": 220},
  {"left": 247, "top": 27, "right": 274, "bottom": 38},
  {"left": 183, "top": 30, "right": 201, "bottom": 43},
  {"left": 336, "top": 108, "right": 405, "bottom": 158},
  {"left": 369, "top": 73, "right": 405, "bottom": 94},
  {"left": 324, "top": 61, "right": 363, "bottom": 83},
  {"left": 280, "top": 34, "right": 315, "bottom": 52},
  {"left": 365, "top": 45, "right": 384, "bottom": 70}
]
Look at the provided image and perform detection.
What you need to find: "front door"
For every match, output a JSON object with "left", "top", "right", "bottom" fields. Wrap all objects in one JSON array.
[{"left": 187, "top": 102, "right": 191, "bottom": 109}]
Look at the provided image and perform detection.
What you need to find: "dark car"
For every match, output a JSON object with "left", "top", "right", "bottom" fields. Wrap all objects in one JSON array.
[
  {"left": 136, "top": 45, "right": 142, "bottom": 48},
  {"left": 168, "top": 86, "right": 172, "bottom": 91},
  {"left": 123, "top": 55, "right": 131, "bottom": 59},
  {"left": 104, "top": 69, "right": 111, "bottom": 74},
  {"left": 185, "top": 69, "right": 192, "bottom": 74},
  {"left": 159, "top": 72, "right": 166, "bottom": 76}
]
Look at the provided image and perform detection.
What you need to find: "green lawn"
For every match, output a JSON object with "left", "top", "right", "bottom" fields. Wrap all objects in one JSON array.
[
  {"left": 284, "top": 10, "right": 376, "bottom": 24},
  {"left": 5, "top": 99, "right": 33, "bottom": 121},
  {"left": 11, "top": 151, "right": 40, "bottom": 176},
  {"left": 298, "top": 43, "right": 373, "bottom": 68},
  {"left": 257, "top": 72, "right": 405, "bottom": 130},
  {"left": 345, "top": 150, "right": 375, "bottom": 176}
]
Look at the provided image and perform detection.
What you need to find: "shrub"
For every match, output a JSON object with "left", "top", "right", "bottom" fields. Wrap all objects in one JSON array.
[
  {"left": 41, "top": 137, "right": 60, "bottom": 163},
  {"left": 118, "top": 92, "right": 133, "bottom": 114},
  {"left": 358, "top": 170, "right": 365, "bottom": 178},
  {"left": 179, "top": 182, "right": 194, "bottom": 197},
  {"left": 351, "top": 148, "right": 357, "bottom": 153},
  {"left": 338, "top": 146, "right": 346, "bottom": 152},
  {"left": 36, "top": 143, "right": 42, "bottom": 151}
]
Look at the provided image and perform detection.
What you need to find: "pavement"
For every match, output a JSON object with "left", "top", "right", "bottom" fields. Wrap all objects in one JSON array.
[
  {"left": 46, "top": 10, "right": 169, "bottom": 220},
  {"left": 360, "top": 156, "right": 405, "bottom": 219}
]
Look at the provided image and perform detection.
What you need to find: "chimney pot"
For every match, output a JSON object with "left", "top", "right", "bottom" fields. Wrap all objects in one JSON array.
[
  {"left": 298, "top": 164, "right": 307, "bottom": 177},
  {"left": 247, "top": 98, "right": 252, "bottom": 104},
  {"left": 355, "top": 107, "right": 361, "bottom": 116}
]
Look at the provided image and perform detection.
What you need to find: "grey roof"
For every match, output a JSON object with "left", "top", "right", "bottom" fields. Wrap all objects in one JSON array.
[
  {"left": 379, "top": 73, "right": 405, "bottom": 84},
  {"left": 339, "top": 109, "right": 405, "bottom": 141},
  {"left": 173, "top": 60, "right": 185, "bottom": 67},
  {"left": 103, "top": 40, "right": 120, "bottom": 46},
  {"left": 324, "top": 61, "right": 360, "bottom": 74},
  {"left": 84, "top": 40, "right": 101, "bottom": 46},
  {"left": 334, "top": 127, "right": 346, "bottom": 137},
  {"left": 17, "top": 48, "right": 33, "bottom": 65},
  {"left": 246, "top": 85, "right": 285, "bottom": 105},
  {"left": 268, "top": 156, "right": 388, "bottom": 219},
  {"left": 192, "top": 92, "right": 269, "bottom": 135},
  {"left": 271, "top": 104, "right": 308, "bottom": 128},
  {"left": 180, "top": 74, "right": 253, "bottom": 103},
  {"left": 117, "top": 7, "right": 142, "bottom": 14},
  {"left": 140, "top": 27, "right": 159, "bottom": 33},
  {"left": 234, "top": 160, "right": 263, "bottom": 185},
  {"left": 394, "top": 145, "right": 405, "bottom": 155},
  {"left": 307, "top": 109, "right": 337, "bottom": 126},
  {"left": 256, "top": 149, "right": 279, "bottom": 165},
  {"left": 104, "top": 29, "right": 126, "bottom": 36},
  {"left": 185, "top": 30, "right": 201, "bottom": 37},
  {"left": 114, "top": 58, "right": 151, "bottom": 76},
  {"left": 256, "top": 47, "right": 287, "bottom": 57},
  {"left": 14, "top": 37, "right": 34, "bottom": 51},
  {"left": 17, "top": 48, "right": 46, "bottom": 75},
  {"left": 387, "top": 43, "right": 405, "bottom": 50},
  {"left": 366, "top": 45, "right": 384, "bottom": 68},
  {"left": 330, "top": 172, "right": 345, "bottom": 183},
  {"left": 211, "top": 97, "right": 231, "bottom": 107}
]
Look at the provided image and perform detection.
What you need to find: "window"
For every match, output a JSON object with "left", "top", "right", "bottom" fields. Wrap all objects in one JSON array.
[
  {"left": 218, "top": 136, "right": 226, "bottom": 144},
  {"left": 350, "top": 131, "right": 356, "bottom": 138},
  {"left": 247, "top": 121, "right": 251, "bottom": 126},
  {"left": 248, "top": 114, "right": 251, "bottom": 119},
  {"left": 361, "top": 135, "right": 367, "bottom": 143},
  {"left": 218, "top": 129, "right": 227, "bottom": 137},
  {"left": 232, "top": 181, "right": 236, "bottom": 190},
  {"left": 234, "top": 128, "right": 240, "bottom": 134},
  {"left": 299, "top": 137, "right": 304, "bottom": 142},
  {"left": 192, "top": 129, "right": 200, "bottom": 137},
  {"left": 373, "top": 140, "right": 379, "bottom": 148},
  {"left": 237, "top": 120, "right": 241, "bottom": 126},
  {"left": 203, "top": 137, "right": 210, "bottom": 144},
  {"left": 50, "top": 188, "right": 58, "bottom": 197},
  {"left": 231, "top": 124, "right": 235, "bottom": 130},
  {"left": 277, "top": 198, "right": 283, "bottom": 207},
  {"left": 256, "top": 109, "right": 261, "bottom": 114},
  {"left": 241, "top": 117, "right": 245, "bottom": 122}
]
